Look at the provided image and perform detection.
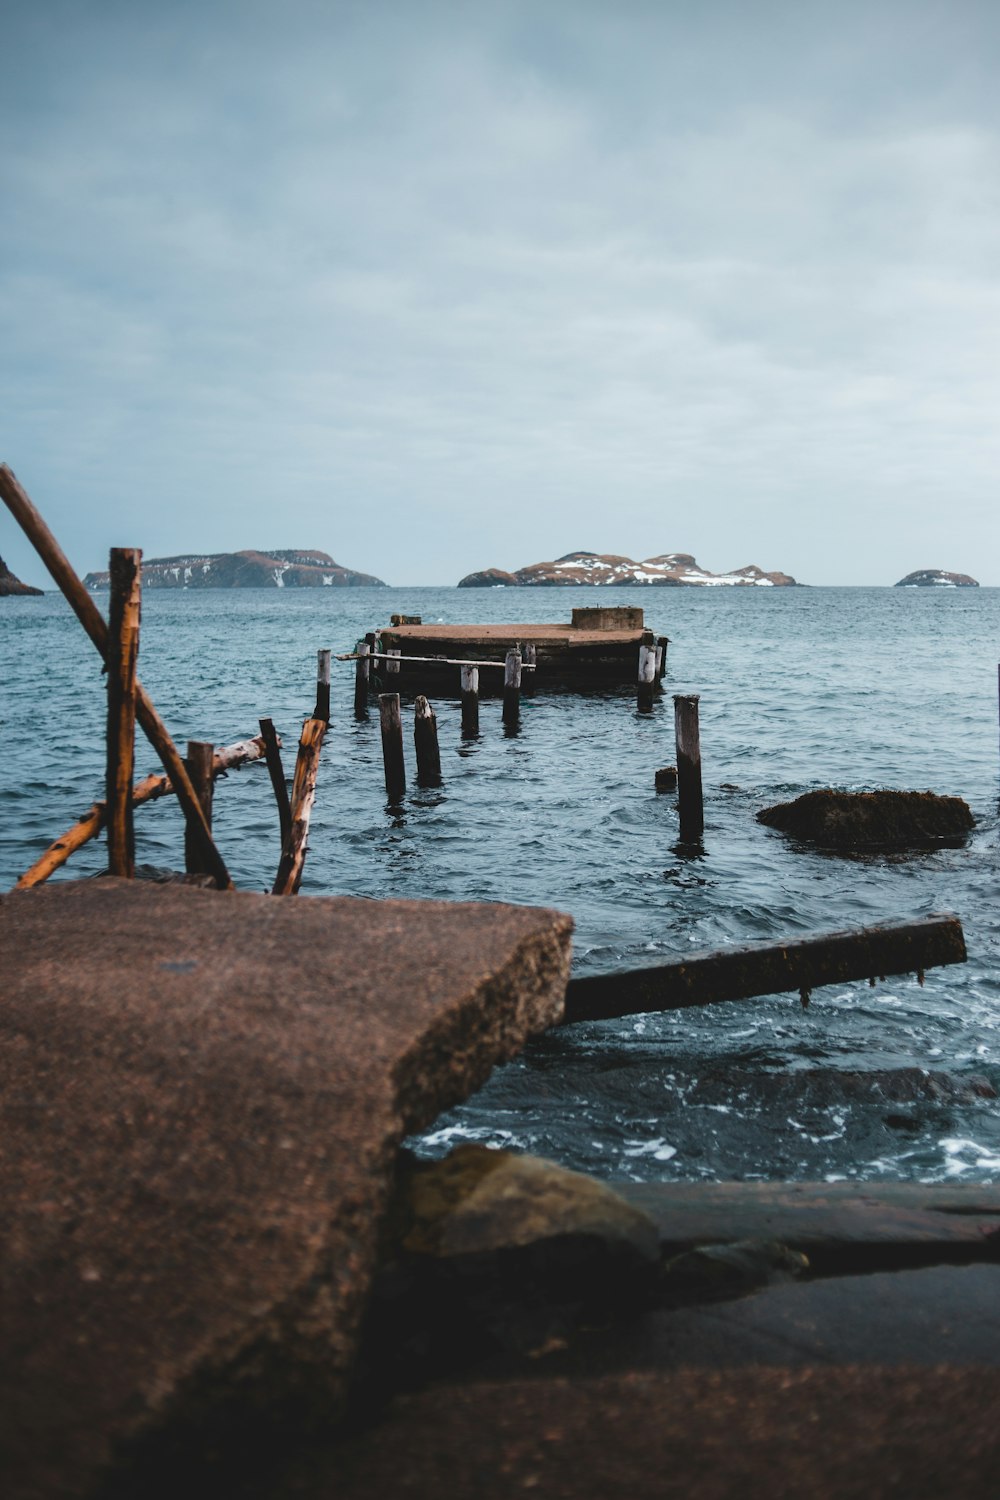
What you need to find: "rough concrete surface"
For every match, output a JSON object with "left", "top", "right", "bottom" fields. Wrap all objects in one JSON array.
[{"left": 0, "top": 879, "right": 572, "bottom": 1499}]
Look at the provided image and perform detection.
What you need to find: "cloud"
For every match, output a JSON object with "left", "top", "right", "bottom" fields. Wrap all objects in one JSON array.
[{"left": 2, "top": 0, "right": 999, "bottom": 585}]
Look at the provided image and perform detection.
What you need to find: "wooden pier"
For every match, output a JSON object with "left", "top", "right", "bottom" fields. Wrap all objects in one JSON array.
[{"left": 377, "top": 606, "right": 657, "bottom": 694}]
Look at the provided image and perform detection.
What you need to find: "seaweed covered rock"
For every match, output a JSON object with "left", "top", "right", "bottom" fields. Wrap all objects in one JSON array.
[{"left": 757, "top": 790, "right": 974, "bottom": 850}]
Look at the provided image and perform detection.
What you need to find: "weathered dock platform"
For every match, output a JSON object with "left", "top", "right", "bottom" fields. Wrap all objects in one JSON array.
[
  {"left": 379, "top": 605, "right": 654, "bottom": 693},
  {"left": 0, "top": 880, "right": 572, "bottom": 1500}
]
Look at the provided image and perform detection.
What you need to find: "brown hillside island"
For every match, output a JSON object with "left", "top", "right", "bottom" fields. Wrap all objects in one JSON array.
[
  {"left": 895, "top": 569, "right": 979, "bottom": 587},
  {"left": 0, "top": 554, "right": 42, "bottom": 595},
  {"left": 83, "top": 548, "right": 385, "bottom": 589},
  {"left": 458, "top": 551, "right": 798, "bottom": 586}
]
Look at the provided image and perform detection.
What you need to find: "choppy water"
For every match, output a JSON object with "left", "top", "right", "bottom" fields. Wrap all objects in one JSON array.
[{"left": 2, "top": 584, "right": 999, "bottom": 1183}]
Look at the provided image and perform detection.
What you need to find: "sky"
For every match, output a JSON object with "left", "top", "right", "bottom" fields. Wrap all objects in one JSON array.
[{"left": 2, "top": 0, "right": 999, "bottom": 587}]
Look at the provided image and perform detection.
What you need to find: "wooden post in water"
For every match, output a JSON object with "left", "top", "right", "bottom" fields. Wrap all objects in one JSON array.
[
  {"left": 674, "top": 693, "right": 703, "bottom": 840},
  {"left": 272, "top": 717, "right": 327, "bottom": 895},
  {"left": 386, "top": 647, "right": 401, "bottom": 679},
  {"left": 413, "top": 695, "right": 442, "bottom": 785},
  {"left": 315, "top": 649, "right": 331, "bottom": 723},
  {"left": 259, "top": 717, "right": 292, "bottom": 847},
  {"left": 106, "top": 547, "right": 142, "bottom": 877},
  {"left": 637, "top": 643, "right": 657, "bottom": 710},
  {"left": 460, "top": 665, "right": 480, "bottom": 737},
  {"left": 184, "top": 741, "right": 216, "bottom": 876},
  {"left": 523, "top": 643, "right": 537, "bottom": 697},
  {"left": 503, "top": 649, "right": 522, "bottom": 726},
  {"left": 0, "top": 465, "right": 232, "bottom": 889},
  {"left": 379, "top": 693, "right": 406, "bottom": 800},
  {"left": 657, "top": 637, "right": 669, "bottom": 679},
  {"left": 354, "top": 642, "right": 371, "bottom": 717}
]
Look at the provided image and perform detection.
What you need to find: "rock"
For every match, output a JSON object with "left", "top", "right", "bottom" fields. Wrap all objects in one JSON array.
[
  {"left": 895, "top": 569, "right": 979, "bottom": 587},
  {"left": 662, "top": 1240, "right": 809, "bottom": 1303},
  {"left": 457, "top": 568, "right": 519, "bottom": 587},
  {"left": 756, "top": 789, "right": 974, "bottom": 850},
  {"left": 0, "top": 880, "right": 572, "bottom": 1500},
  {"left": 0, "top": 554, "right": 42, "bottom": 596},
  {"left": 457, "top": 551, "right": 799, "bottom": 587},
  {"left": 83, "top": 548, "right": 385, "bottom": 589}
]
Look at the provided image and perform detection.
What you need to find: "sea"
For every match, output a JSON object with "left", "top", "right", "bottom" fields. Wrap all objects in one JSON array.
[{"left": 2, "top": 583, "right": 999, "bottom": 1185}]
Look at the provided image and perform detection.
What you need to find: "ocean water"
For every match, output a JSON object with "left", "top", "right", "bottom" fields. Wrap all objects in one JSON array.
[{"left": 2, "top": 583, "right": 999, "bottom": 1184}]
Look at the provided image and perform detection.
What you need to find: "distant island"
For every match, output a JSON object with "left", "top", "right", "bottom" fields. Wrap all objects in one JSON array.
[
  {"left": 458, "top": 551, "right": 798, "bottom": 588},
  {"left": 84, "top": 549, "right": 386, "bottom": 590},
  {"left": 0, "top": 554, "right": 42, "bottom": 596},
  {"left": 894, "top": 569, "right": 979, "bottom": 588}
]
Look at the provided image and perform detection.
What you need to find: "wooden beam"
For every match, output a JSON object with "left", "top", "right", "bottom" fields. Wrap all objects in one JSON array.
[
  {"left": 258, "top": 717, "right": 292, "bottom": 847},
  {"left": 272, "top": 717, "right": 327, "bottom": 896},
  {"left": 562, "top": 915, "right": 967, "bottom": 1024},
  {"left": 13, "top": 736, "right": 269, "bottom": 890},
  {"left": 183, "top": 741, "right": 216, "bottom": 877},
  {"left": 0, "top": 464, "right": 233, "bottom": 889},
  {"left": 105, "top": 548, "right": 142, "bottom": 877}
]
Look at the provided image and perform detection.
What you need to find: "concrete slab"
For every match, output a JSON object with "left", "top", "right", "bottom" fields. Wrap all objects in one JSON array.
[{"left": 0, "top": 879, "right": 572, "bottom": 1499}]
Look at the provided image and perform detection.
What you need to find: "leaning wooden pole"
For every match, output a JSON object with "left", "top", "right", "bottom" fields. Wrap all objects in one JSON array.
[
  {"left": 0, "top": 465, "right": 232, "bottom": 890},
  {"left": 14, "top": 736, "right": 270, "bottom": 890},
  {"left": 562, "top": 914, "right": 967, "bottom": 1024},
  {"left": 272, "top": 717, "right": 327, "bottom": 895},
  {"left": 105, "top": 548, "right": 142, "bottom": 877},
  {"left": 259, "top": 717, "right": 292, "bottom": 847}
]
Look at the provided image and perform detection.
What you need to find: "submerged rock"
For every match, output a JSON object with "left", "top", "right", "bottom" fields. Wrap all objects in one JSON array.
[{"left": 756, "top": 789, "right": 974, "bottom": 850}]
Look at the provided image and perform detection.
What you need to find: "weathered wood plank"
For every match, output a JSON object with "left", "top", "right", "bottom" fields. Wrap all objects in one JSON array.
[
  {"left": 271, "top": 717, "right": 327, "bottom": 895},
  {"left": 562, "top": 915, "right": 967, "bottom": 1023}
]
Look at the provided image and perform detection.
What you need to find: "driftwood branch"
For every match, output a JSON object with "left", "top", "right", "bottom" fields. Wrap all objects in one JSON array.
[
  {"left": 13, "top": 736, "right": 270, "bottom": 890},
  {"left": 271, "top": 717, "right": 327, "bottom": 896},
  {"left": 562, "top": 915, "right": 967, "bottom": 1025},
  {"left": 0, "top": 464, "right": 232, "bottom": 889}
]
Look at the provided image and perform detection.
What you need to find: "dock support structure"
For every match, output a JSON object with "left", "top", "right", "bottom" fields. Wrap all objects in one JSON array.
[
  {"left": 674, "top": 693, "right": 703, "bottom": 841},
  {"left": 637, "top": 643, "right": 657, "bottom": 710},
  {"left": 461, "top": 666, "right": 479, "bottom": 737},
  {"left": 380, "top": 693, "right": 406, "bottom": 801},
  {"left": 414, "top": 696, "right": 442, "bottom": 786},
  {"left": 503, "top": 650, "right": 521, "bottom": 727}
]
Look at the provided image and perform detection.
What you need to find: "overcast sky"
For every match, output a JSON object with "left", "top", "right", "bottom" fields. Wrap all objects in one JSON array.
[{"left": 2, "top": 0, "right": 998, "bottom": 587}]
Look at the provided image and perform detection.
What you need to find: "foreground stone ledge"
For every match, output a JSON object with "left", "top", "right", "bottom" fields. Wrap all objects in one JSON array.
[{"left": 0, "top": 880, "right": 572, "bottom": 1500}]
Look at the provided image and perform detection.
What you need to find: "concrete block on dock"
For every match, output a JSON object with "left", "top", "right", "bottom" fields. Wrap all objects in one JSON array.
[{"left": 0, "top": 880, "right": 572, "bottom": 1499}]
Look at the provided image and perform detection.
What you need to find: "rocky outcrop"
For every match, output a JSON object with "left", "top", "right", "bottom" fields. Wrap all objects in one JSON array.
[
  {"left": 895, "top": 569, "right": 979, "bottom": 587},
  {"left": 83, "top": 548, "right": 385, "bottom": 590},
  {"left": 0, "top": 555, "right": 42, "bottom": 595},
  {"left": 459, "top": 551, "right": 798, "bottom": 587},
  {"left": 757, "top": 790, "right": 975, "bottom": 850}
]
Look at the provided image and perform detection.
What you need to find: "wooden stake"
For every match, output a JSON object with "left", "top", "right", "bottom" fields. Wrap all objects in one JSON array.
[
  {"left": 563, "top": 914, "right": 967, "bottom": 1024},
  {"left": 413, "top": 695, "right": 442, "bottom": 785},
  {"left": 674, "top": 693, "right": 703, "bottom": 840},
  {"left": 354, "top": 641, "right": 371, "bottom": 717},
  {"left": 657, "top": 636, "right": 669, "bottom": 679},
  {"left": 386, "top": 647, "right": 401, "bottom": 677},
  {"left": 14, "top": 735, "right": 270, "bottom": 890},
  {"left": 523, "top": 643, "right": 537, "bottom": 697},
  {"left": 502, "top": 649, "right": 521, "bottom": 726},
  {"left": 259, "top": 717, "right": 292, "bottom": 847},
  {"left": 315, "top": 648, "right": 331, "bottom": 723},
  {"left": 637, "top": 644, "right": 657, "bottom": 710},
  {"left": 0, "top": 464, "right": 232, "bottom": 889},
  {"left": 272, "top": 717, "right": 327, "bottom": 895},
  {"left": 184, "top": 741, "right": 215, "bottom": 875},
  {"left": 460, "top": 665, "right": 479, "bottom": 737},
  {"left": 105, "top": 548, "right": 141, "bottom": 877},
  {"left": 379, "top": 693, "right": 406, "bottom": 801}
]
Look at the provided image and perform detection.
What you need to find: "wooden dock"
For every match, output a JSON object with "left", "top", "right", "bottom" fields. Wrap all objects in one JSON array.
[{"left": 379, "top": 606, "right": 656, "bottom": 693}]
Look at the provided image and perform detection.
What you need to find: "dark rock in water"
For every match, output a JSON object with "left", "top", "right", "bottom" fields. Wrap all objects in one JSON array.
[
  {"left": 895, "top": 569, "right": 979, "bottom": 587},
  {"left": 365, "top": 1147, "right": 660, "bottom": 1371},
  {"left": 662, "top": 1240, "right": 809, "bottom": 1304},
  {"left": 655, "top": 766, "right": 678, "bottom": 791},
  {"left": 0, "top": 554, "right": 42, "bottom": 596},
  {"left": 757, "top": 789, "right": 974, "bottom": 850},
  {"left": 83, "top": 548, "right": 385, "bottom": 589},
  {"left": 458, "top": 567, "right": 519, "bottom": 587}
]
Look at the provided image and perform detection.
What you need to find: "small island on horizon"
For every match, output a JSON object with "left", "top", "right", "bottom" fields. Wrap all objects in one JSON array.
[
  {"left": 458, "top": 551, "right": 799, "bottom": 587},
  {"left": 894, "top": 569, "right": 979, "bottom": 588},
  {"left": 83, "top": 548, "right": 385, "bottom": 590},
  {"left": 0, "top": 554, "right": 43, "bottom": 596}
]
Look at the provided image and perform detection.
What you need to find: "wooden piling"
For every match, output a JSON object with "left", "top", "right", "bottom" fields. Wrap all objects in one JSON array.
[
  {"left": 674, "top": 693, "right": 704, "bottom": 840},
  {"left": 502, "top": 649, "right": 522, "bottom": 726},
  {"left": 315, "top": 649, "right": 331, "bottom": 723},
  {"left": 657, "top": 637, "right": 669, "bottom": 679},
  {"left": 413, "top": 695, "right": 442, "bottom": 785},
  {"left": 637, "top": 644, "right": 657, "bottom": 710},
  {"left": 0, "top": 465, "right": 233, "bottom": 889},
  {"left": 354, "top": 642, "right": 371, "bottom": 717},
  {"left": 460, "top": 665, "right": 480, "bottom": 737},
  {"left": 523, "top": 643, "right": 537, "bottom": 697},
  {"left": 259, "top": 717, "right": 292, "bottom": 847},
  {"left": 386, "top": 647, "right": 401, "bottom": 678},
  {"left": 184, "top": 741, "right": 216, "bottom": 876},
  {"left": 105, "top": 548, "right": 142, "bottom": 878},
  {"left": 272, "top": 717, "right": 327, "bottom": 895},
  {"left": 379, "top": 693, "right": 406, "bottom": 801}
]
